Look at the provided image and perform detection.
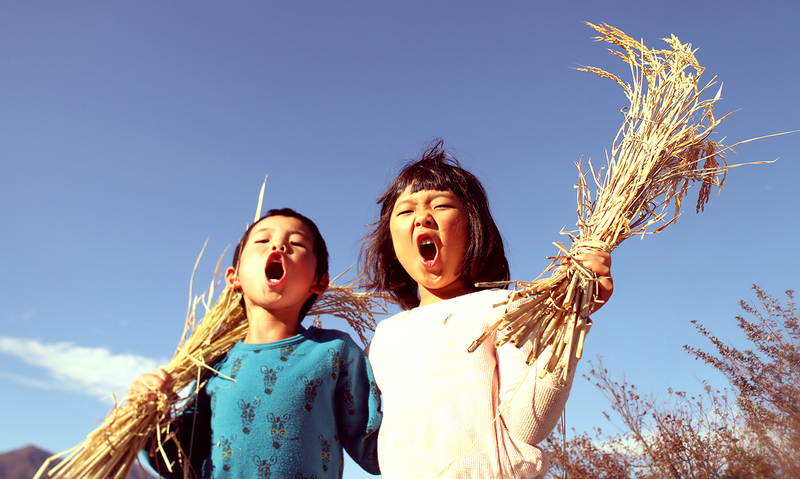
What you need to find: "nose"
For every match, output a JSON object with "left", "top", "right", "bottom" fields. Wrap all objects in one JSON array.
[
  {"left": 415, "top": 210, "right": 433, "bottom": 227},
  {"left": 271, "top": 242, "right": 286, "bottom": 252}
]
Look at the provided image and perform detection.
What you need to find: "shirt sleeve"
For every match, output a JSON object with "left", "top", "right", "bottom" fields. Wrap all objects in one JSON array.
[
  {"left": 143, "top": 385, "right": 213, "bottom": 479},
  {"left": 495, "top": 304, "right": 589, "bottom": 446},
  {"left": 335, "top": 337, "right": 382, "bottom": 475}
]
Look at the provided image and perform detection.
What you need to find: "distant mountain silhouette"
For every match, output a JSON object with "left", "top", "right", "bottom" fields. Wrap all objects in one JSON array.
[{"left": 0, "top": 445, "right": 159, "bottom": 479}]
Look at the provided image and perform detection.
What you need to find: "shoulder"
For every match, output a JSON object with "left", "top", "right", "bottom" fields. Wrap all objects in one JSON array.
[
  {"left": 421, "top": 289, "right": 512, "bottom": 315},
  {"left": 302, "top": 326, "right": 363, "bottom": 352},
  {"left": 380, "top": 289, "right": 511, "bottom": 319},
  {"left": 303, "top": 325, "right": 349, "bottom": 341},
  {"left": 374, "top": 309, "right": 410, "bottom": 333},
  {"left": 463, "top": 288, "right": 512, "bottom": 303},
  {"left": 372, "top": 289, "right": 510, "bottom": 338}
]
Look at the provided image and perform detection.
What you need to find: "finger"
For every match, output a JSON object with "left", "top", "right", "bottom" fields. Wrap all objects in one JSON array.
[
  {"left": 591, "top": 273, "right": 614, "bottom": 314},
  {"left": 153, "top": 367, "right": 173, "bottom": 390},
  {"left": 574, "top": 253, "right": 611, "bottom": 277},
  {"left": 128, "top": 380, "right": 158, "bottom": 402},
  {"left": 597, "top": 275, "right": 614, "bottom": 299},
  {"left": 573, "top": 250, "right": 613, "bottom": 313},
  {"left": 576, "top": 249, "right": 611, "bottom": 263},
  {"left": 129, "top": 368, "right": 171, "bottom": 400}
]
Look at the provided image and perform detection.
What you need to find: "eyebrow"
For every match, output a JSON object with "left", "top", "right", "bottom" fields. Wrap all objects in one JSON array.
[
  {"left": 249, "top": 226, "right": 311, "bottom": 239},
  {"left": 394, "top": 191, "right": 456, "bottom": 209}
]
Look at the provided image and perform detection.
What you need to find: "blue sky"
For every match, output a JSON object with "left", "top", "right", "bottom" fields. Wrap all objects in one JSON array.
[{"left": 1, "top": 2, "right": 798, "bottom": 478}]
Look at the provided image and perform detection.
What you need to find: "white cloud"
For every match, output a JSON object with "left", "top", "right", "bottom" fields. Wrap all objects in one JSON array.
[{"left": 0, "top": 337, "right": 170, "bottom": 398}]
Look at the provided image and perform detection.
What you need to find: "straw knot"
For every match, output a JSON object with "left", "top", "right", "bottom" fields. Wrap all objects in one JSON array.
[{"left": 570, "top": 240, "right": 612, "bottom": 253}]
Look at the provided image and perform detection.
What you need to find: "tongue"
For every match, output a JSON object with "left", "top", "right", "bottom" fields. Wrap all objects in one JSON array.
[
  {"left": 420, "top": 243, "right": 437, "bottom": 262},
  {"left": 266, "top": 262, "right": 284, "bottom": 282}
]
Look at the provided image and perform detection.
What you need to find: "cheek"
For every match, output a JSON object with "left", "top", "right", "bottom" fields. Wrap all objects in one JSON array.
[
  {"left": 445, "top": 217, "right": 469, "bottom": 245},
  {"left": 458, "top": 221, "right": 470, "bottom": 250},
  {"left": 388, "top": 232, "right": 404, "bottom": 259},
  {"left": 388, "top": 222, "right": 404, "bottom": 249},
  {"left": 388, "top": 227, "right": 415, "bottom": 264}
]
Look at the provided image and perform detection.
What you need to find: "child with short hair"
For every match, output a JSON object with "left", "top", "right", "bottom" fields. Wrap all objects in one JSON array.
[
  {"left": 361, "top": 141, "right": 613, "bottom": 478},
  {"left": 132, "top": 208, "right": 381, "bottom": 479}
]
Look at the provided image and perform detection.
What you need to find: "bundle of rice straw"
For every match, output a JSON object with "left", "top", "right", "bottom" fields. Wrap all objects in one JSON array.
[
  {"left": 34, "top": 177, "right": 394, "bottom": 479},
  {"left": 468, "top": 22, "right": 777, "bottom": 384},
  {"left": 34, "top": 248, "right": 391, "bottom": 479}
]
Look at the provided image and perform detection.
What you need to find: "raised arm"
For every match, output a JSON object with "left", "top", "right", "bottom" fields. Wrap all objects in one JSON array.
[{"left": 498, "top": 250, "right": 612, "bottom": 444}]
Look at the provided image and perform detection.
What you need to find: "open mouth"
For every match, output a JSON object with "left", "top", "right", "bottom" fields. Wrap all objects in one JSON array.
[
  {"left": 418, "top": 237, "right": 438, "bottom": 263},
  {"left": 265, "top": 254, "right": 285, "bottom": 284}
]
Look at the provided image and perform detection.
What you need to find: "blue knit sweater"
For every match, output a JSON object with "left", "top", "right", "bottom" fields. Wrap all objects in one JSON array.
[{"left": 147, "top": 326, "right": 381, "bottom": 478}]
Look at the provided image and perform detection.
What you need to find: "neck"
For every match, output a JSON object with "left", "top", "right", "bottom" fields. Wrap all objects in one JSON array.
[
  {"left": 417, "top": 278, "right": 474, "bottom": 307},
  {"left": 242, "top": 306, "right": 301, "bottom": 344}
]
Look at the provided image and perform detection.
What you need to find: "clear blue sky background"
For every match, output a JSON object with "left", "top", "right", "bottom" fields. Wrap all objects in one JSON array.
[{"left": 1, "top": 2, "right": 798, "bottom": 478}]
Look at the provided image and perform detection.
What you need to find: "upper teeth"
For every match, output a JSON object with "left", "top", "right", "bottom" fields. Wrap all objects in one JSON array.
[{"left": 421, "top": 239, "right": 434, "bottom": 245}]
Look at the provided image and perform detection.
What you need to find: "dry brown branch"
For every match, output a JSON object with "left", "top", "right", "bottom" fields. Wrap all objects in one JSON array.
[
  {"left": 34, "top": 252, "right": 392, "bottom": 479},
  {"left": 470, "top": 22, "right": 778, "bottom": 384},
  {"left": 547, "top": 288, "right": 798, "bottom": 477}
]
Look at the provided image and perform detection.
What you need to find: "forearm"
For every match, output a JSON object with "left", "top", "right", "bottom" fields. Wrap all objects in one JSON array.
[{"left": 497, "top": 337, "right": 579, "bottom": 445}]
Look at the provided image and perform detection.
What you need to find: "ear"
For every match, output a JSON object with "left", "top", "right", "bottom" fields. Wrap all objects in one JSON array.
[
  {"left": 310, "top": 273, "right": 329, "bottom": 296},
  {"left": 225, "top": 266, "right": 240, "bottom": 289}
]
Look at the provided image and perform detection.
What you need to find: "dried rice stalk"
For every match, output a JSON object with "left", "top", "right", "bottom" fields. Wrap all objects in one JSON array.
[
  {"left": 469, "top": 22, "right": 777, "bottom": 384},
  {"left": 310, "top": 270, "right": 393, "bottom": 346},
  {"left": 34, "top": 249, "right": 392, "bottom": 479}
]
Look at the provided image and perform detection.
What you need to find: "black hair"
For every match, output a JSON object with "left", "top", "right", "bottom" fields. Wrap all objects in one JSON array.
[
  {"left": 232, "top": 208, "right": 329, "bottom": 322},
  {"left": 360, "top": 139, "right": 509, "bottom": 309}
]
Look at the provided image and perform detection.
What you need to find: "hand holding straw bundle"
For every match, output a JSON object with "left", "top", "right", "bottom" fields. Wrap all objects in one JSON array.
[
  {"left": 468, "top": 22, "right": 777, "bottom": 385},
  {"left": 34, "top": 252, "right": 391, "bottom": 479}
]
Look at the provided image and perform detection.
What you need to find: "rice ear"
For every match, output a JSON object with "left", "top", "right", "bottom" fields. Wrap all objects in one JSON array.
[{"left": 470, "top": 22, "right": 777, "bottom": 384}]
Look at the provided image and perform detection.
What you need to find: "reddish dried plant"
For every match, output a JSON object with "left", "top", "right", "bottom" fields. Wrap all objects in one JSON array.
[{"left": 546, "top": 287, "right": 799, "bottom": 478}]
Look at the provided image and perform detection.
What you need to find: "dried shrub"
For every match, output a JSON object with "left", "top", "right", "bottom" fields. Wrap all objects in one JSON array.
[{"left": 547, "top": 287, "right": 799, "bottom": 478}]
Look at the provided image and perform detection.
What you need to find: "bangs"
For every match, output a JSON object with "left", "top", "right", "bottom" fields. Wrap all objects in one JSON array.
[
  {"left": 389, "top": 158, "right": 464, "bottom": 202},
  {"left": 407, "top": 167, "right": 456, "bottom": 194}
]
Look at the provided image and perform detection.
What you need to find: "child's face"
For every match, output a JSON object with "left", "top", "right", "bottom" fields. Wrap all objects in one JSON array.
[
  {"left": 226, "top": 215, "right": 326, "bottom": 318},
  {"left": 389, "top": 186, "right": 471, "bottom": 303}
]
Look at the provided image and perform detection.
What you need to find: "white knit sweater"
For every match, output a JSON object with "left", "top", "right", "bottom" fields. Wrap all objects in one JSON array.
[{"left": 368, "top": 289, "right": 585, "bottom": 479}]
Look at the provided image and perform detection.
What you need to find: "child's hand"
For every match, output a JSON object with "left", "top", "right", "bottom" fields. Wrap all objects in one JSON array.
[
  {"left": 129, "top": 367, "right": 173, "bottom": 402},
  {"left": 573, "top": 249, "right": 613, "bottom": 314}
]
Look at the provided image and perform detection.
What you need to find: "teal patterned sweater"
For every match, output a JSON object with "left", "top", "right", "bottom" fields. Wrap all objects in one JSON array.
[{"left": 146, "top": 326, "right": 381, "bottom": 478}]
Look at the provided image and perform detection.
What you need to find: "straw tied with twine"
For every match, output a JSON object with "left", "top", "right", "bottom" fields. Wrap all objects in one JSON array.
[{"left": 467, "top": 22, "right": 782, "bottom": 386}]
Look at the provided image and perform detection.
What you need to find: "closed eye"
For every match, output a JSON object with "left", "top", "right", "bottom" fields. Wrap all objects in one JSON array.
[{"left": 289, "top": 235, "right": 311, "bottom": 248}]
